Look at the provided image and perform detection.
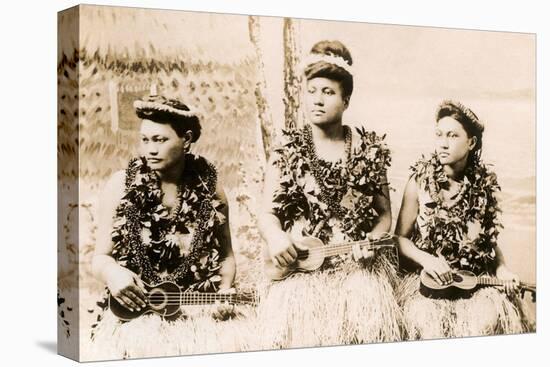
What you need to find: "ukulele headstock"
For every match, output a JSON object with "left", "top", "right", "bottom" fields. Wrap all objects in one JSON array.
[{"left": 520, "top": 285, "right": 536, "bottom": 302}]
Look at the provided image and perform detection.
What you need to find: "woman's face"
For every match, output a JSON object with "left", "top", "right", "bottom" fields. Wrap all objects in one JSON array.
[
  {"left": 305, "top": 77, "right": 348, "bottom": 127},
  {"left": 139, "top": 119, "right": 189, "bottom": 172},
  {"left": 435, "top": 116, "right": 476, "bottom": 166}
]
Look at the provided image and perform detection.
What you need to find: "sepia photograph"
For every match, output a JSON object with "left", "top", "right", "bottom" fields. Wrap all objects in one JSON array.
[{"left": 57, "top": 4, "right": 536, "bottom": 362}]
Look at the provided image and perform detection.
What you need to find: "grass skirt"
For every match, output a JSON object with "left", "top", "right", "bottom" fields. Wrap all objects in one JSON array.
[
  {"left": 397, "top": 273, "right": 535, "bottom": 340},
  {"left": 83, "top": 305, "right": 258, "bottom": 361},
  {"left": 254, "top": 253, "right": 402, "bottom": 349}
]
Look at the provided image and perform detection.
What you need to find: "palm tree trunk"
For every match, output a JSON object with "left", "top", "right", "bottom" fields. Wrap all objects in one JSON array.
[
  {"left": 248, "top": 15, "right": 274, "bottom": 163},
  {"left": 283, "top": 18, "right": 302, "bottom": 130}
]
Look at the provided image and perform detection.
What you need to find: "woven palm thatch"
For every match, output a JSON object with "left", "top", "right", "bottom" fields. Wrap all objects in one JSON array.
[{"left": 58, "top": 5, "right": 262, "bottom": 189}]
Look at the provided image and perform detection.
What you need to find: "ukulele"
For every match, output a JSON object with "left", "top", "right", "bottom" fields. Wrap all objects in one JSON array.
[
  {"left": 109, "top": 281, "right": 258, "bottom": 321},
  {"left": 264, "top": 232, "right": 398, "bottom": 281},
  {"left": 419, "top": 269, "right": 537, "bottom": 301}
]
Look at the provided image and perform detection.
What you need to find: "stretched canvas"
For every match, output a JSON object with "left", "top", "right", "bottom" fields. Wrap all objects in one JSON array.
[{"left": 57, "top": 4, "right": 536, "bottom": 362}]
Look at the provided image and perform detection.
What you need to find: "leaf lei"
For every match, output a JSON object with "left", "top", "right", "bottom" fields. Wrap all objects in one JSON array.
[
  {"left": 272, "top": 125, "right": 391, "bottom": 244},
  {"left": 111, "top": 155, "right": 226, "bottom": 292},
  {"left": 411, "top": 153, "right": 503, "bottom": 274}
]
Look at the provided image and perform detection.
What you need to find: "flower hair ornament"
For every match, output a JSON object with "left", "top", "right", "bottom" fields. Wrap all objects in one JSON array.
[
  {"left": 300, "top": 52, "right": 354, "bottom": 76},
  {"left": 134, "top": 94, "right": 200, "bottom": 119},
  {"left": 437, "top": 100, "right": 484, "bottom": 134}
]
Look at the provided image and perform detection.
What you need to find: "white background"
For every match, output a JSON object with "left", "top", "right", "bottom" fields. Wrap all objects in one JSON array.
[{"left": 0, "top": 0, "right": 547, "bottom": 365}]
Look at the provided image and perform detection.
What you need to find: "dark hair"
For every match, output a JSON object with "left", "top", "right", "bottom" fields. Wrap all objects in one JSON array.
[
  {"left": 135, "top": 95, "right": 201, "bottom": 142},
  {"left": 304, "top": 40, "right": 354, "bottom": 99},
  {"left": 436, "top": 100, "right": 484, "bottom": 167}
]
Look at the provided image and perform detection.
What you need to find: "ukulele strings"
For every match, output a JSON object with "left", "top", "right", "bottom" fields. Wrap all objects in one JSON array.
[{"left": 307, "top": 243, "right": 395, "bottom": 257}]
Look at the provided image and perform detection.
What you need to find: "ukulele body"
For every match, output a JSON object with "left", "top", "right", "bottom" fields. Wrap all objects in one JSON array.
[
  {"left": 419, "top": 269, "right": 478, "bottom": 300},
  {"left": 109, "top": 281, "right": 182, "bottom": 321},
  {"left": 263, "top": 236, "right": 326, "bottom": 281}
]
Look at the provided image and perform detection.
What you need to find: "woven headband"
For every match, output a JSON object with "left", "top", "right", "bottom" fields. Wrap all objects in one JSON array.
[
  {"left": 301, "top": 53, "right": 354, "bottom": 76},
  {"left": 438, "top": 100, "right": 484, "bottom": 133}
]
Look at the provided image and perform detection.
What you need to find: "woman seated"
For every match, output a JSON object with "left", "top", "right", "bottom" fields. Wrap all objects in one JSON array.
[
  {"left": 88, "top": 94, "right": 251, "bottom": 359},
  {"left": 395, "top": 100, "right": 534, "bottom": 339},
  {"left": 256, "top": 40, "right": 401, "bottom": 349}
]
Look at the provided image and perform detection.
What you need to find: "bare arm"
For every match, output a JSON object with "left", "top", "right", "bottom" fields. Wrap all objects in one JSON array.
[
  {"left": 215, "top": 184, "right": 236, "bottom": 290},
  {"left": 395, "top": 177, "right": 426, "bottom": 264},
  {"left": 257, "top": 155, "right": 298, "bottom": 268},
  {"left": 370, "top": 172, "right": 392, "bottom": 236},
  {"left": 395, "top": 177, "right": 452, "bottom": 284},
  {"left": 92, "top": 170, "right": 147, "bottom": 310},
  {"left": 92, "top": 170, "right": 126, "bottom": 283},
  {"left": 494, "top": 241, "right": 521, "bottom": 294}
]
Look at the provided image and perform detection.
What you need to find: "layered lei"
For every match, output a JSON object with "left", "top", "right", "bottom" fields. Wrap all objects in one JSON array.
[
  {"left": 411, "top": 153, "right": 502, "bottom": 274},
  {"left": 111, "top": 155, "right": 226, "bottom": 292},
  {"left": 272, "top": 125, "right": 391, "bottom": 245}
]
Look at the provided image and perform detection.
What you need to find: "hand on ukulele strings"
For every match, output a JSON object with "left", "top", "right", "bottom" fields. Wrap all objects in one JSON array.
[
  {"left": 105, "top": 265, "right": 148, "bottom": 312},
  {"left": 352, "top": 232, "right": 381, "bottom": 265},
  {"left": 212, "top": 287, "right": 238, "bottom": 321},
  {"left": 496, "top": 265, "right": 520, "bottom": 297},
  {"left": 269, "top": 231, "right": 308, "bottom": 269},
  {"left": 420, "top": 253, "right": 453, "bottom": 286}
]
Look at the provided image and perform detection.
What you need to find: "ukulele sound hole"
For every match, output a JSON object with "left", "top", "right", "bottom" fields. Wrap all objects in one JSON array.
[
  {"left": 452, "top": 273, "right": 463, "bottom": 282},
  {"left": 148, "top": 288, "right": 167, "bottom": 310}
]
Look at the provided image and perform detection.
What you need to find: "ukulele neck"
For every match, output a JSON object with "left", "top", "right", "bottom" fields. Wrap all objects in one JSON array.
[
  {"left": 477, "top": 276, "right": 531, "bottom": 290},
  {"left": 178, "top": 292, "right": 236, "bottom": 306},
  {"left": 321, "top": 238, "right": 394, "bottom": 258},
  {"left": 477, "top": 276, "right": 505, "bottom": 286}
]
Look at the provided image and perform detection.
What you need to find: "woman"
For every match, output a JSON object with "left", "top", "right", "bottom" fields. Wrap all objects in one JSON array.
[
  {"left": 395, "top": 100, "right": 534, "bottom": 339},
  {"left": 87, "top": 95, "right": 252, "bottom": 359},
  {"left": 256, "top": 40, "right": 401, "bottom": 349}
]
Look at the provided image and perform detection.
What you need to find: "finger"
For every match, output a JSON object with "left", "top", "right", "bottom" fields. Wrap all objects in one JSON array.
[
  {"left": 440, "top": 268, "right": 452, "bottom": 284},
  {"left": 128, "top": 285, "right": 148, "bottom": 305},
  {"left": 133, "top": 277, "right": 148, "bottom": 295},
  {"left": 278, "top": 254, "right": 291, "bottom": 267},
  {"left": 274, "top": 254, "right": 287, "bottom": 268},
  {"left": 443, "top": 270, "right": 453, "bottom": 285},
  {"left": 272, "top": 255, "right": 283, "bottom": 268},
  {"left": 126, "top": 288, "right": 147, "bottom": 308},
  {"left": 368, "top": 232, "right": 381, "bottom": 241},
  {"left": 432, "top": 268, "right": 447, "bottom": 285},
  {"left": 446, "top": 271, "right": 454, "bottom": 284},
  {"left": 352, "top": 245, "right": 361, "bottom": 261},
  {"left": 504, "top": 281, "right": 512, "bottom": 296},
  {"left": 362, "top": 247, "right": 374, "bottom": 260},
  {"left": 438, "top": 257, "right": 452, "bottom": 273},
  {"left": 281, "top": 252, "right": 295, "bottom": 265},
  {"left": 507, "top": 281, "right": 518, "bottom": 296},
  {"left": 287, "top": 245, "right": 298, "bottom": 259},
  {"left": 123, "top": 289, "right": 145, "bottom": 309},
  {"left": 117, "top": 294, "right": 138, "bottom": 311},
  {"left": 426, "top": 270, "right": 443, "bottom": 285},
  {"left": 435, "top": 263, "right": 452, "bottom": 284}
]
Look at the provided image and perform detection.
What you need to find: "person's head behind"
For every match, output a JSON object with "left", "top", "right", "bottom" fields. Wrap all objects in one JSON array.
[
  {"left": 434, "top": 100, "right": 484, "bottom": 169},
  {"left": 303, "top": 40, "right": 354, "bottom": 126},
  {"left": 135, "top": 95, "right": 201, "bottom": 172}
]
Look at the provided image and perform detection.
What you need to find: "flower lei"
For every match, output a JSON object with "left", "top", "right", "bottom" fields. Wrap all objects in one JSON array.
[
  {"left": 411, "top": 153, "right": 502, "bottom": 274},
  {"left": 272, "top": 125, "right": 391, "bottom": 244},
  {"left": 111, "top": 155, "right": 226, "bottom": 292}
]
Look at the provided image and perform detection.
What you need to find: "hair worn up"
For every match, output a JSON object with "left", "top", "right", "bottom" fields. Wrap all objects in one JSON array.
[
  {"left": 436, "top": 101, "right": 484, "bottom": 167},
  {"left": 304, "top": 40, "right": 354, "bottom": 99},
  {"left": 135, "top": 96, "right": 201, "bottom": 142}
]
